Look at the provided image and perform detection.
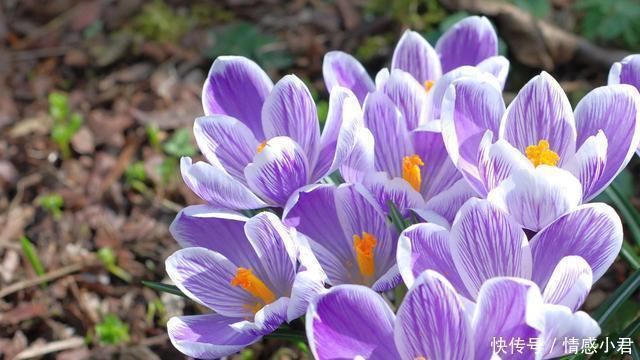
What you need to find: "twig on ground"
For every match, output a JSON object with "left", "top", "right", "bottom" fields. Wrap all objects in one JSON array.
[
  {"left": 14, "top": 337, "right": 85, "bottom": 359},
  {"left": 0, "top": 261, "right": 90, "bottom": 298}
]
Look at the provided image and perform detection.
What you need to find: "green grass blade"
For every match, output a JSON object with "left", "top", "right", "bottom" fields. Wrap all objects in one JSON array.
[
  {"left": 593, "top": 269, "right": 640, "bottom": 326},
  {"left": 387, "top": 201, "right": 409, "bottom": 233},
  {"left": 605, "top": 183, "right": 640, "bottom": 247},
  {"left": 621, "top": 241, "right": 640, "bottom": 270},
  {"left": 20, "top": 236, "right": 46, "bottom": 278},
  {"left": 142, "top": 281, "right": 188, "bottom": 298}
]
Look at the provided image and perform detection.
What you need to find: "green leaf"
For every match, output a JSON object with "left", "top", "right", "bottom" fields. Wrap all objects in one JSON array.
[
  {"left": 593, "top": 268, "right": 640, "bottom": 326},
  {"left": 39, "top": 193, "right": 64, "bottom": 219},
  {"left": 20, "top": 236, "right": 46, "bottom": 280},
  {"left": 163, "top": 128, "right": 197, "bottom": 157},
  {"left": 265, "top": 325, "right": 307, "bottom": 342},
  {"left": 603, "top": 181, "right": 640, "bottom": 247},
  {"left": 95, "top": 314, "right": 130, "bottom": 345},
  {"left": 142, "top": 280, "right": 188, "bottom": 298},
  {"left": 387, "top": 201, "right": 410, "bottom": 233},
  {"left": 621, "top": 241, "right": 640, "bottom": 270}
]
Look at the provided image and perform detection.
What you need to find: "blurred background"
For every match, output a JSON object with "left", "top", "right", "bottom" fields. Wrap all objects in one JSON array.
[{"left": 1, "top": 0, "right": 640, "bottom": 359}]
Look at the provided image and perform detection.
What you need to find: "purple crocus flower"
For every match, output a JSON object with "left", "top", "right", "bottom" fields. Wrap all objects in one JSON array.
[
  {"left": 323, "top": 16, "right": 509, "bottom": 106},
  {"left": 337, "top": 68, "right": 483, "bottom": 225},
  {"left": 609, "top": 54, "right": 640, "bottom": 154},
  {"left": 165, "top": 207, "right": 325, "bottom": 359},
  {"left": 307, "top": 270, "right": 599, "bottom": 359},
  {"left": 283, "top": 183, "right": 401, "bottom": 291},
  {"left": 183, "top": 56, "right": 363, "bottom": 210},
  {"left": 442, "top": 72, "right": 640, "bottom": 230},
  {"left": 398, "top": 198, "right": 622, "bottom": 316}
]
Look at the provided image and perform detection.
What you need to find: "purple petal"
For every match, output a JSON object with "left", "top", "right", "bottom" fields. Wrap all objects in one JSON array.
[
  {"left": 540, "top": 305, "right": 600, "bottom": 359},
  {"left": 375, "top": 68, "right": 390, "bottom": 89},
  {"left": 441, "top": 76, "right": 505, "bottom": 194},
  {"left": 203, "top": 56, "right": 273, "bottom": 139},
  {"left": 323, "top": 51, "right": 375, "bottom": 104},
  {"left": 307, "top": 285, "right": 399, "bottom": 360},
  {"left": 397, "top": 223, "right": 469, "bottom": 298},
  {"left": 180, "top": 157, "right": 268, "bottom": 210},
  {"left": 244, "top": 212, "right": 297, "bottom": 297},
  {"left": 244, "top": 136, "right": 309, "bottom": 206},
  {"left": 477, "top": 55, "right": 510, "bottom": 89},
  {"left": 542, "top": 256, "right": 592, "bottom": 311},
  {"left": 477, "top": 137, "right": 532, "bottom": 193},
  {"left": 500, "top": 72, "right": 576, "bottom": 165},
  {"left": 428, "top": 65, "right": 490, "bottom": 122},
  {"left": 423, "top": 178, "right": 478, "bottom": 225},
  {"left": 450, "top": 198, "right": 532, "bottom": 298},
  {"left": 472, "top": 278, "right": 545, "bottom": 360},
  {"left": 364, "top": 91, "right": 414, "bottom": 177},
  {"left": 487, "top": 166, "right": 582, "bottom": 231},
  {"left": 312, "top": 87, "right": 362, "bottom": 180},
  {"left": 365, "top": 174, "right": 426, "bottom": 215},
  {"left": 169, "top": 205, "right": 259, "bottom": 265},
  {"left": 262, "top": 75, "right": 321, "bottom": 167},
  {"left": 436, "top": 16, "right": 498, "bottom": 73},
  {"left": 283, "top": 185, "right": 353, "bottom": 285},
  {"left": 166, "top": 247, "right": 255, "bottom": 317},
  {"left": 381, "top": 69, "right": 428, "bottom": 130},
  {"left": 391, "top": 30, "right": 442, "bottom": 84},
  {"left": 565, "top": 131, "right": 608, "bottom": 201},
  {"left": 412, "top": 126, "right": 462, "bottom": 200},
  {"left": 167, "top": 314, "right": 261, "bottom": 359},
  {"left": 340, "top": 127, "right": 375, "bottom": 183},
  {"left": 573, "top": 84, "right": 640, "bottom": 200},
  {"left": 608, "top": 54, "right": 640, "bottom": 89},
  {"left": 287, "top": 270, "right": 326, "bottom": 321},
  {"left": 529, "top": 203, "right": 623, "bottom": 289},
  {"left": 395, "top": 270, "right": 473, "bottom": 360},
  {"left": 336, "top": 184, "right": 399, "bottom": 289},
  {"left": 253, "top": 297, "right": 289, "bottom": 333},
  {"left": 193, "top": 115, "right": 259, "bottom": 180}
]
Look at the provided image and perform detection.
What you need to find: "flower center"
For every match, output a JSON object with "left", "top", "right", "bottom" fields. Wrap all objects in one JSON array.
[
  {"left": 525, "top": 139, "right": 559, "bottom": 167},
  {"left": 256, "top": 140, "right": 268, "bottom": 154},
  {"left": 424, "top": 80, "right": 435, "bottom": 93},
  {"left": 402, "top": 154, "right": 425, "bottom": 192},
  {"left": 230, "top": 268, "right": 276, "bottom": 309},
  {"left": 353, "top": 232, "right": 377, "bottom": 278}
]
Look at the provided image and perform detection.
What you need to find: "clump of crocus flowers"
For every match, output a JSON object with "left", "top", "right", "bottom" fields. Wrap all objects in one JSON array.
[{"left": 161, "top": 15, "right": 640, "bottom": 360}]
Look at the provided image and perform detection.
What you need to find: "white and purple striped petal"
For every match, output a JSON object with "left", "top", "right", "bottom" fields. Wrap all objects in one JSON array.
[
  {"left": 167, "top": 314, "right": 261, "bottom": 359},
  {"left": 397, "top": 223, "right": 468, "bottom": 298},
  {"left": 312, "top": 87, "right": 362, "bottom": 180},
  {"left": 565, "top": 131, "right": 608, "bottom": 201},
  {"left": 363, "top": 91, "right": 413, "bottom": 177},
  {"left": 391, "top": 30, "right": 442, "bottom": 84},
  {"left": 487, "top": 166, "right": 582, "bottom": 231},
  {"left": 477, "top": 55, "right": 510, "bottom": 89},
  {"left": 573, "top": 84, "right": 640, "bottom": 200},
  {"left": 541, "top": 256, "right": 592, "bottom": 312},
  {"left": 180, "top": 157, "right": 268, "bottom": 210},
  {"left": 203, "top": 56, "right": 273, "bottom": 139},
  {"left": 441, "top": 76, "right": 505, "bottom": 194},
  {"left": 394, "top": 271, "right": 473, "bottom": 360},
  {"left": 608, "top": 54, "right": 640, "bottom": 89},
  {"left": 307, "top": 285, "right": 400, "bottom": 360},
  {"left": 472, "top": 278, "right": 545, "bottom": 360},
  {"left": 435, "top": 16, "right": 498, "bottom": 73},
  {"left": 193, "top": 115, "right": 259, "bottom": 180},
  {"left": 540, "top": 305, "right": 600, "bottom": 359},
  {"left": 450, "top": 198, "right": 532, "bottom": 298},
  {"left": 262, "top": 75, "right": 321, "bottom": 168},
  {"left": 529, "top": 203, "right": 623, "bottom": 289},
  {"left": 500, "top": 72, "right": 577, "bottom": 165},
  {"left": 165, "top": 247, "right": 256, "bottom": 318},
  {"left": 244, "top": 136, "right": 310, "bottom": 206},
  {"left": 323, "top": 51, "right": 375, "bottom": 104},
  {"left": 412, "top": 126, "right": 462, "bottom": 200},
  {"left": 381, "top": 69, "right": 429, "bottom": 130}
]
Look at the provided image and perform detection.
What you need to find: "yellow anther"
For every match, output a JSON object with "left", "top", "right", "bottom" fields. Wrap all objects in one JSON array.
[
  {"left": 353, "top": 232, "right": 377, "bottom": 278},
  {"left": 424, "top": 80, "right": 435, "bottom": 93},
  {"left": 402, "top": 154, "right": 425, "bottom": 192},
  {"left": 256, "top": 140, "right": 268, "bottom": 154},
  {"left": 525, "top": 139, "right": 560, "bottom": 167},
  {"left": 414, "top": 357, "right": 427, "bottom": 360},
  {"left": 230, "top": 268, "right": 276, "bottom": 305}
]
